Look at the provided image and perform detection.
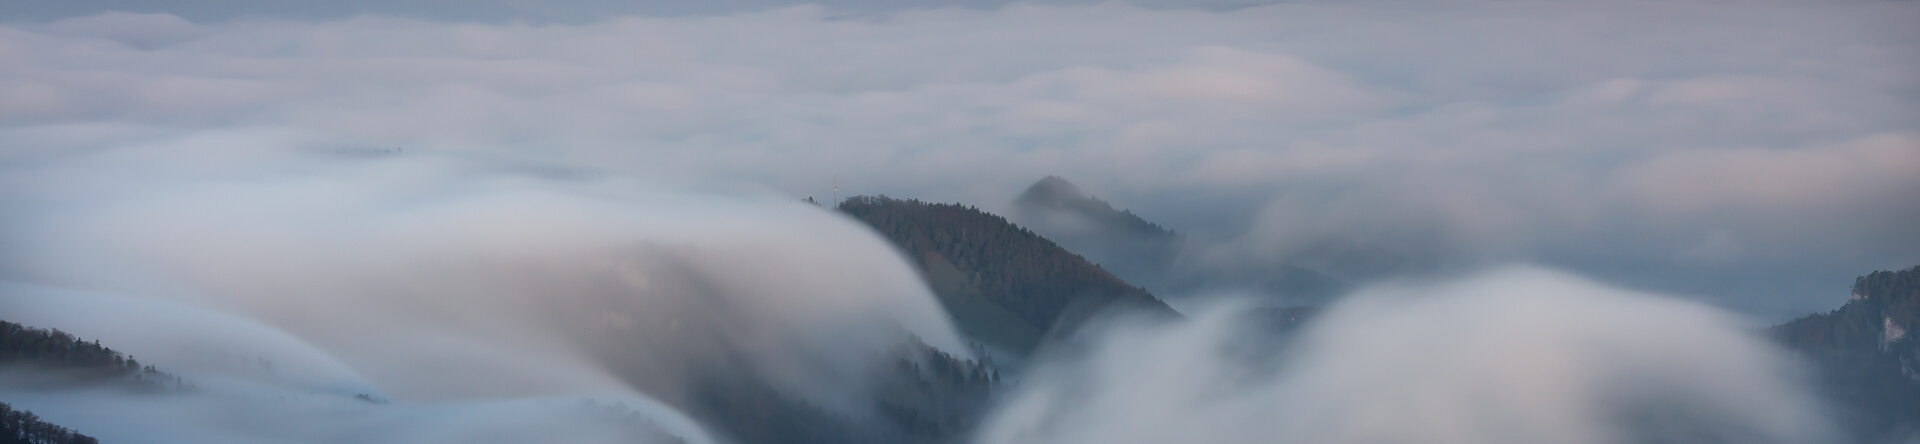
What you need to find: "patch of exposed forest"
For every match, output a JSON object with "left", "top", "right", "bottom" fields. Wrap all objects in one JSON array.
[
  {"left": 0, "top": 320, "right": 183, "bottom": 390},
  {"left": 1772, "top": 266, "right": 1920, "bottom": 442},
  {"left": 837, "top": 195, "right": 1174, "bottom": 356},
  {"left": 0, "top": 402, "right": 97, "bottom": 444},
  {"left": 1015, "top": 176, "right": 1178, "bottom": 239}
]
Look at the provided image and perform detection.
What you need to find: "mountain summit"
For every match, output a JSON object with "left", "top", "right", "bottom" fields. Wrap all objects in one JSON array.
[
  {"left": 1015, "top": 176, "right": 1177, "bottom": 239},
  {"left": 1011, "top": 176, "right": 1180, "bottom": 289},
  {"left": 1015, "top": 176, "right": 1085, "bottom": 208}
]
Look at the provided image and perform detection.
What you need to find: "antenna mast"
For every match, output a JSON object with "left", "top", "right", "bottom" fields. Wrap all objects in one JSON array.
[{"left": 833, "top": 175, "right": 838, "bottom": 206}]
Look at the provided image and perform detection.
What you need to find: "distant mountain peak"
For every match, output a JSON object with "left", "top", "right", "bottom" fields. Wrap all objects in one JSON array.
[
  {"left": 1017, "top": 175, "right": 1088, "bottom": 208},
  {"left": 1015, "top": 176, "right": 1173, "bottom": 238}
]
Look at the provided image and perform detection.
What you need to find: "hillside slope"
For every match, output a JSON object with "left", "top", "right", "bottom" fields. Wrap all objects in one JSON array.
[
  {"left": 1011, "top": 176, "right": 1182, "bottom": 288},
  {"left": 0, "top": 320, "right": 184, "bottom": 391},
  {"left": 0, "top": 319, "right": 192, "bottom": 444},
  {"left": 1773, "top": 265, "right": 1920, "bottom": 442},
  {"left": 838, "top": 195, "right": 1176, "bottom": 358},
  {"left": 0, "top": 402, "right": 97, "bottom": 444}
]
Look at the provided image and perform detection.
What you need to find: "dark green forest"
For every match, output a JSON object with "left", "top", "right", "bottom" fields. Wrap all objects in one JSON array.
[
  {"left": 838, "top": 195, "right": 1175, "bottom": 356},
  {"left": 0, "top": 321, "right": 136, "bottom": 444},
  {"left": 2, "top": 321, "right": 130, "bottom": 371},
  {"left": 679, "top": 193, "right": 1194, "bottom": 444},
  {"left": 1773, "top": 265, "right": 1920, "bottom": 442},
  {"left": 0, "top": 402, "right": 96, "bottom": 444},
  {"left": 0, "top": 319, "right": 207, "bottom": 444},
  {"left": 0, "top": 321, "right": 182, "bottom": 390}
]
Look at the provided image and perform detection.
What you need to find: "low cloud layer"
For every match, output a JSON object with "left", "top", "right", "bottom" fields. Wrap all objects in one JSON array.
[
  {"left": 0, "top": 0, "right": 1281, "bottom": 23},
  {"left": 0, "top": 144, "right": 970, "bottom": 442},
  {"left": 3, "top": 0, "right": 1914, "bottom": 317},
  {"left": 0, "top": 3, "right": 1910, "bottom": 441},
  {"left": 977, "top": 267, "right": 1838, "bottom": 444}
]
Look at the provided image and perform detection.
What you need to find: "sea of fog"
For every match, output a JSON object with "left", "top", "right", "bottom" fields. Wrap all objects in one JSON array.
[{"left": 0, "top": 146, "right": 1839, "bottom": 444}]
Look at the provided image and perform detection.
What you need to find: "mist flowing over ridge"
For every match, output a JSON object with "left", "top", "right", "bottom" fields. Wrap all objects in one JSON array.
[
  {"left": 0, "top": 0, "right": 1916, "bottom": 442},
  {"left": 0, "top": 142, "right": 1898, "bottom": 442},
  {"left": 0, "top": 145, "right": 977, "bottom": 443},
  {"left": 1011, "top": 175, "right": 1414, "bottom": 307}
]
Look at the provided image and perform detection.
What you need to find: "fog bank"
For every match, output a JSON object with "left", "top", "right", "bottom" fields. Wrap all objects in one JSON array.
[
  {"left": 977, "top": 267, "right": 1838, "bottom": 444},
  {"left": 0, "top": 140, "right": 971, "bottom": 442},
  {"left": 2, "top": 1, "right": 1912, "bottom": 319}
]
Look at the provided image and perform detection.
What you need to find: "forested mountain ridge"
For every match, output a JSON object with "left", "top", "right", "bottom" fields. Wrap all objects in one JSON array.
[
  {"left": 0, "top": 320, "right": 185, "bottom": 391},
  {"left": 0, "top": 402, "right": 96, "bottom": 444},
  {"left": 838, "top": 195, "right": 1176, "bottom": 357},
  {"left": 1, "top": 319, "right": 198, "bottom": 444},
  {"left": 1772, "top": 265, "right": 1920, "bottom": 442},
  {"left": 1776, "top": 267, "right": 1920, "bottom": 352}
]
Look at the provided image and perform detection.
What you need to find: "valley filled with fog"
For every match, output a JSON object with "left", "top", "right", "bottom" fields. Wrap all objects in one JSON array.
[{"left": 1, "top": 0, "right": 1917, "bottom": 443}]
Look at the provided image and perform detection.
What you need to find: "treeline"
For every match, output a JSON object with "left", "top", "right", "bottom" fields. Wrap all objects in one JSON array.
[
  {"left": 0, "top": 403, "right": 97, "bottom": 444},
  {"left": 0, "top": 322, "right": 127, "bottom": 370},
  {"left": 0, "top": 320, "right": 183, "bottom": 390},
  {"left": 838, "top": 195, "right": 1171, "bottom": 332},
  {"left": 1858, "top": 267, "right": 1920, "bottom": 325},
  {"left": 1776, "top": 266, "right": 1920, "bottom": 351}
]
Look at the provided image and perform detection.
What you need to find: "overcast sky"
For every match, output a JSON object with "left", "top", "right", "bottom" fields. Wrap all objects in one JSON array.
[
  {"left": 1, "top": 0, "right": 1916, "bottom": 320},
  {"left": 2, "top": 0, "right": 1278, "bottom": 23}
]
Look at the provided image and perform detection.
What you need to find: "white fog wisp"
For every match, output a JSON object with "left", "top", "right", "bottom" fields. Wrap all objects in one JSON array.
[{"left": 975, "top": 267, "right": 1838, "bottom": 444}]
